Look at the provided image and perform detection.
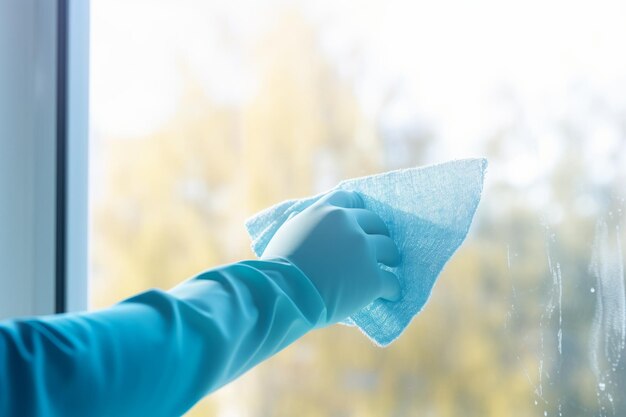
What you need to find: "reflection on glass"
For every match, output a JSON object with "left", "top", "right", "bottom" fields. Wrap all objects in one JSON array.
[{"left": 90, "top": 0, "right": 626, "bottom": 415}]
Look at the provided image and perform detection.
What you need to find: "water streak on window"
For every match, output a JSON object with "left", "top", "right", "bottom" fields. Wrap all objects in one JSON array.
[{"left": 589, "top": 220, "right": 625, "bottom": 416}]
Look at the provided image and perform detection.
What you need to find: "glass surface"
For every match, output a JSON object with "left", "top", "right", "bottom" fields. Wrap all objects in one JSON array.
[{"left": 90, "top": 1, "right": 626, "bottom": 415}]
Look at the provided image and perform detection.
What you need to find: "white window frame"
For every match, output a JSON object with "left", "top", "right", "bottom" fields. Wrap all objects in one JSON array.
[{"left": 0, "top": 0, "right": 89, "bottom": 319}]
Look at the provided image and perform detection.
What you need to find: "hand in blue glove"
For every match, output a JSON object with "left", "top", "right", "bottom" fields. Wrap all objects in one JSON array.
[{"left": 262, "top": 190, "right": 401, "bottom": 325}]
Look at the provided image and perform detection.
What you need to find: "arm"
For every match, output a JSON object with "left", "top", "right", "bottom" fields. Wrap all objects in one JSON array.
[
  {"left": 0, "top": 259, "right": 325, "bottom": 417},
  {"left": 0, "top": 190, "right": 400, "bottom": 417}
]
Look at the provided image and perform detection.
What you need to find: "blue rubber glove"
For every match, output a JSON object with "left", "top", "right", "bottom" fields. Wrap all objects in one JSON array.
[
  {"left": 262, "top": 190, "right": 402, "bottom": 325},
  {"left": 0, "top": 190, "right": 400, "bottom": 416}
]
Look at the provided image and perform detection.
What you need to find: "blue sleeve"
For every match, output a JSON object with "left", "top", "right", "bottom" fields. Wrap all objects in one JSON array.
[{"left": 0, "top": 259, "right": 327, "bottom": 417}]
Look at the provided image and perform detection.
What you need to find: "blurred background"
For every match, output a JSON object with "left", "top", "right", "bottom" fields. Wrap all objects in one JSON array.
[{"left": 89, "top": 0, "right": 626, "bottom": 416}]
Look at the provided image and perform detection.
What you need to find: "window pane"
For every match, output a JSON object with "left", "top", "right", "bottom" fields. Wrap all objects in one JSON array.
[{"left": 90, "top": 1, "right": 626, "bottom": 416}]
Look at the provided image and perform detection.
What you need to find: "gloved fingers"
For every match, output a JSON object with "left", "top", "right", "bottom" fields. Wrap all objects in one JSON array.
[
  {"left": 369, "top": 234, "right": 401, "bottom": 266},
  {"left": 321, "top": 190, "right": 364, "bottom": 208},
  {"left": 351, "top": 209, "right": 390, "bottom": 236},
  {"left": 378, "top": 269, "right": 402, "bottom": 302}
]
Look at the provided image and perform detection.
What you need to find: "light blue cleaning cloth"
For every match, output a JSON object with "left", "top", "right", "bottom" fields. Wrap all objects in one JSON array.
[{"left": 245, "top": 158, "right": 487, "bottom": 346}]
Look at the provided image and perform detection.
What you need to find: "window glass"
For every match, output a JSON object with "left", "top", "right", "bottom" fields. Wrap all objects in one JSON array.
[{"left": 90, "top": 1, "right": 626, "bottom": 415}]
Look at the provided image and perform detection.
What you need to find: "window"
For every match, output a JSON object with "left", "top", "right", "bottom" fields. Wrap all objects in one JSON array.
[{"left": 90, "top": 1, "right": 626, "bottom": 415}]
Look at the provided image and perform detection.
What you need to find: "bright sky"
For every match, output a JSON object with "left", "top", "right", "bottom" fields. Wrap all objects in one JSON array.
[{"left": 91, "top": 0, "right": 626, "bottom": 186}]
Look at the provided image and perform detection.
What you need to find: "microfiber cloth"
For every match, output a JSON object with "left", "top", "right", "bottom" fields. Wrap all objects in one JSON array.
[{"left": 245, "top": 158, "right": 487, "bottom": 346}]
